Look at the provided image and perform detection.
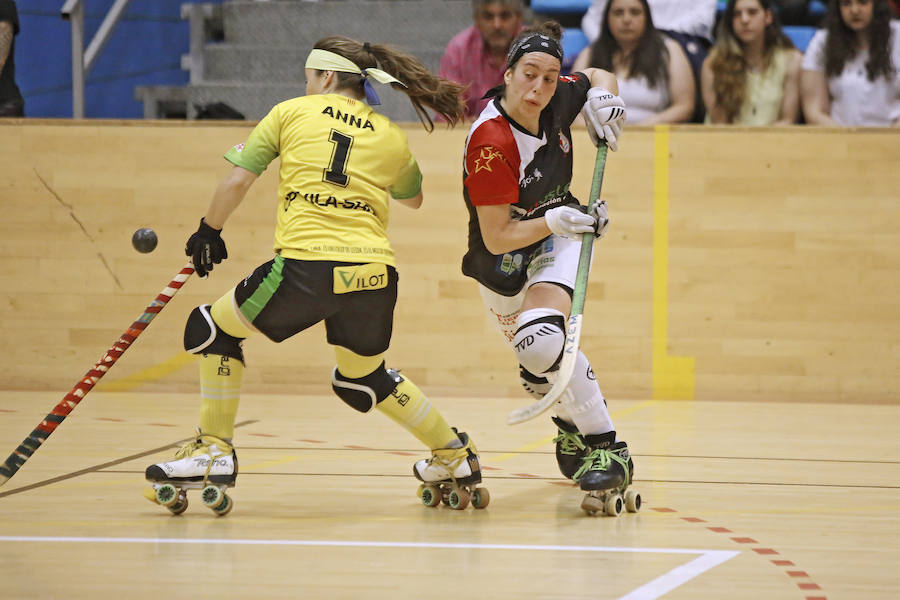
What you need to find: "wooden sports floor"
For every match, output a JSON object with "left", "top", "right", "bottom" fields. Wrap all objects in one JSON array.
[
  {"left": 2, "top": 121, "right": 899, "bottom": 599},
  {"left": 0, "top": 391, "right": 897, "bottom": 599}
]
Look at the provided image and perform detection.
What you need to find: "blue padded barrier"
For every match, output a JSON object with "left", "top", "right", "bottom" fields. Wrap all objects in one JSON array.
[
  {"left": 562, "top": 27, "right": 590, "bottom": 69},
  {"left": 531, "top": 0, "right": 592, "bottom": 14},
  {"left": 783, "top": 25, "right": 818, "bottom": 52}
]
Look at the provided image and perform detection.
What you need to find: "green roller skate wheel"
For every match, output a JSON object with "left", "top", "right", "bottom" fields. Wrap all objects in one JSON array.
[
  {"left": 201, "top": 485, "right": 225, "bottom": 508},
  {"left": 212, "top": 494, "right": 233, "bottom": 516},
  {"left": 155, "top": 484, "right": 179, "bottom": 507},
  {"left": 420, "top": 485, "right": 441, "bottom": 507}
]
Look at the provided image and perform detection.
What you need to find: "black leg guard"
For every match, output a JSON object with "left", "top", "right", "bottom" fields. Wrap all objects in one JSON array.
[
  {"left": 331, "top": 362, "right": 399, "bottom": 413},
  {"left": 184, "top": 304, "right": 245, "bottom": 364}
]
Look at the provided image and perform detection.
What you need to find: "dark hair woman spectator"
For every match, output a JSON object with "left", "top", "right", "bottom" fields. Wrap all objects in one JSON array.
[
  {"left": 572, "top": 0, "right": 695, "bottom": 124},
  {"left": 801, "top": 0, "right": 900, "bottom": 126}
]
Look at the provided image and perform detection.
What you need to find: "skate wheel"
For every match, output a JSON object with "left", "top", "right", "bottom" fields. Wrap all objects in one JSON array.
[
  {"left": 416, "top": 484, "right": 425, "bottom": 499},
  {"left": 201, "top": 485, "right": 225, "bottom": 508},
  {"left": 168, "top": 493, "right": 189, "bottom": 516},
  {"left": 581, "top": 493, "right": 603, "bottom": 516},
  {"left": 472, "top": 487, "right": 490, "bottom": 509},
  {"left": 420, "top": 484, "right": 441, "bottom": 507},
  {"left": 212, "top": 494, "right": 233, "bottom": 516},
  {"left": 624, "top": 488, "right": 641, "bottom": 513},
  {"left": 448, "top": 488, "right": 470, "bottom": 510},
  {"left": 604, "top": 493, "right": 623, "bottom": 517},
  {"left": 155, "top": 484, "right": 179, "bottom": 507}
]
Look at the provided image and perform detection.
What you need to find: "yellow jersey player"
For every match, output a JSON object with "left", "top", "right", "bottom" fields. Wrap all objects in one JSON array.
[{"left": 144, "top": 36, "right": 489, "bottom": 515}]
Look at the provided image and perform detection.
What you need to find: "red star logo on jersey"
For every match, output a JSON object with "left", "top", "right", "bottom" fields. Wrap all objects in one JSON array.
[{"left": 474, "top": 146, "right": 503, "bottom": 173}]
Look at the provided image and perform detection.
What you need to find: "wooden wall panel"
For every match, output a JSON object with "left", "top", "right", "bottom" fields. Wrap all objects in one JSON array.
[{"left": 1, "top": 120, "right": 898, "bottom": 403}]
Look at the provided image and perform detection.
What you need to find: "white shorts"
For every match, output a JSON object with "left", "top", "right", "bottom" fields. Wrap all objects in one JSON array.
[{"left": 478, "top": 234, "right": 588, "bottom": 343}]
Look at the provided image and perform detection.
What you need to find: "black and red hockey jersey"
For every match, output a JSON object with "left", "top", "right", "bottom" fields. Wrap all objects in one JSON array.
[{"left": 461, "top": 72, "right": 591, "bottom": 296}]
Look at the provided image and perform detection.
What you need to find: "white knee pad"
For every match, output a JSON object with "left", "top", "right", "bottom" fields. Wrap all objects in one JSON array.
[{"left": 512, "top": 308, "right": 566, "bottom": 375}]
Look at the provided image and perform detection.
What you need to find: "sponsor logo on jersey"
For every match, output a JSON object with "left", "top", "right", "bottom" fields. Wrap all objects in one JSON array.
[
  {"left": 233, "top": 142, "right": 245, "bottom": 153},
  {"left": 543, "top": 183, "right": 570, "bottom": 204},
  {"left": 473, "top": 146, "right": 503, "bottom": 173},
  {"left": 558, "top": 130, "right": 570, "bottom": 154},
  {"left": 321, "top": 105, "right": 375, "bottom": 131},
  {"left": 520, "top": 168, "right": 543, "bottom": 189},
  {"left": 283, "top": 190, "right": 374, "bottom": 213},
  {"left": 559, "top": 74, "right": 580, "bottom": 83}
]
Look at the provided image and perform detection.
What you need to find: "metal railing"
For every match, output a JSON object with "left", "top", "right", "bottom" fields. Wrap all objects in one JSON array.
[{"left": 60, "top": 0, "right": 133, "bottom": 118}]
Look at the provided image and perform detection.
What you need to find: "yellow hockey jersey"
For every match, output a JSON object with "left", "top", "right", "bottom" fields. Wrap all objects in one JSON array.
[{"left": 224, "top": 94, "right": 422, "bottom": 266}]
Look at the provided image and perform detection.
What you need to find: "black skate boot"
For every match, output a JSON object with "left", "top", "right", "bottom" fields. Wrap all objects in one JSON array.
[
  {"left": 551, "top": 416, "right": 589, "bottom": 480},
  {"left": 574, "top": 432, "right": 641, "bottom": 517}
]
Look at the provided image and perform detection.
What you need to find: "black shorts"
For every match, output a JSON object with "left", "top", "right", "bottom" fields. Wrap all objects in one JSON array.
[{"left": 233, "top": 256, "right": 398, "bottom": 356}]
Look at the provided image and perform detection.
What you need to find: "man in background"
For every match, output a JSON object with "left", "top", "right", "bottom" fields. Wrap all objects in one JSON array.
[
  {"left": 0, "top": 0, "right": 23, "bottom": 117},
  {"left": 440, "top": 0, "right": 525, "bottom": 119}
]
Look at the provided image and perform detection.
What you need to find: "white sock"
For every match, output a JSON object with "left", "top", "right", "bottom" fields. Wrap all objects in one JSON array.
[{"left": 559, "top": 351, "right": 615, "bottom": 436}]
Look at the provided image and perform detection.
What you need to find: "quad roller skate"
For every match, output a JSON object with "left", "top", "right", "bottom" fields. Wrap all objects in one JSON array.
[
  {"left": 574, "top": 434, "right": 641, "bottom": 517},
  {"left": 551, "top": 416, "right": 590, "bottom": 480},
  {"left": 414, "top": 431, "right": 489, "bottom": 510},
  {"left": 142, "top": 432, "right": 237, "bottom": 516}
]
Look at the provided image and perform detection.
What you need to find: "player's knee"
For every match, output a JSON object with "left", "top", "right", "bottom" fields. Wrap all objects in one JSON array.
[
  {"left": 331, "top": 363, "right": 400, "bottom": 413},
  {"left": 184, "top": 304, "right": 245, "bottom": 363},
  {"left": 512, "top": 308, "right": 566, "bottom": 375}
]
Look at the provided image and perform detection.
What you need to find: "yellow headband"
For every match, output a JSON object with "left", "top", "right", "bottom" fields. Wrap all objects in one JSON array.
[{"left": 304, "top": 49, "right": 405, "bottom": 87}]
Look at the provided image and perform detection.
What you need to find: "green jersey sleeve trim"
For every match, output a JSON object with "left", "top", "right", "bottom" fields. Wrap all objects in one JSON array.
[
  {"left": 388, "top": 157, "right": 423, "bottom": 200},
  {"left": 223, "top": 106, "right": 281, "bottom": 175}
]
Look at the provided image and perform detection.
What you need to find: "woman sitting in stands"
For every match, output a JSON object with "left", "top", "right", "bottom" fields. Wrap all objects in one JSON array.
[
  {"left": 801, "top": 0, "right": 900, "bottom": 126},
  {"left": 702, "top": 0, "right": 803, "bottom": 125},
  {"left": 572, "top": 0, "right": 695, "bottom": 124}
]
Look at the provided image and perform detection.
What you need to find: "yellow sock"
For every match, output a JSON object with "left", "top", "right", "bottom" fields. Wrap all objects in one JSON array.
[
  {"left": 198, "top": 353, "right": 242, "bottom": 440},
  {"left": 333, "top": 346, "right": 459, "bottom": 450},
  {"left": 376, "top": 375, "right": 459, "bottom": 450}
]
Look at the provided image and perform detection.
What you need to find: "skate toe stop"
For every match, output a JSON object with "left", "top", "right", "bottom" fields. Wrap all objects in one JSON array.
[{"left": 145, "top": 465, "right": 166, "bottom": 481}]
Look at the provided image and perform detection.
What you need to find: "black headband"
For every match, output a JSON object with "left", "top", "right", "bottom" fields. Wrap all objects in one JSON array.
[{"left": 505, "top": 33, "right": 563, "bottom": 69}]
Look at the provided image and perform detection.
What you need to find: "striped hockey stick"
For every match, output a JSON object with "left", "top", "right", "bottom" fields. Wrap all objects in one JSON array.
[
  {"left": 507, "top": 144, "right": 609, "bottom": 425},
  {"left": 0, "top": 262, "right": 195, "bottom": 487}
]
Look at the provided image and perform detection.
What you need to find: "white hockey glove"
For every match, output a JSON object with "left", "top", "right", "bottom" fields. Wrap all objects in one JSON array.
[
  {"left": 545, "top": 204, "right": 608, "bottom": 240},
  {"left": 582, "top": 87, "right": 626, "bottom": 152}
]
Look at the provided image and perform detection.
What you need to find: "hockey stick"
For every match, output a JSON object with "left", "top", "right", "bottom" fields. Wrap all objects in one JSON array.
[
  {"left": 507, "top": 143, "right": 609, "bottom": 425},
  {"left": 0, "top": 262, "right": 195, "bottom": 487}
]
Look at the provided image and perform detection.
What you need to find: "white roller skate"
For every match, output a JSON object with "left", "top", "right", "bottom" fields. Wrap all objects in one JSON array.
[
  {"left": 574, "top": 433, "right": 641, "bottom": 517},
  {"left": 413, "top": 431, "right": 489, "bottom": 510},
  {"left": 143, "top": 431, "right": 238, "bottom": 516}
]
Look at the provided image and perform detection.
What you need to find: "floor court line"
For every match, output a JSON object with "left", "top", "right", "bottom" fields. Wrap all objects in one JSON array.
[{"left": 0, "top": 536, "right": 739, "bottom": 600}]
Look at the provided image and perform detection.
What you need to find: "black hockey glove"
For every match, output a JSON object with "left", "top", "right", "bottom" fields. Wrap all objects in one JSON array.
[{"left": 185, "top": 218, "right": 227, "bottom": 277}]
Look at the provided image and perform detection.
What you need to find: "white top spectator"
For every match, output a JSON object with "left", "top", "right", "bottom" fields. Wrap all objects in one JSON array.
[
  {"left": 801, "top": 21, "right": 900, "bottom": 126},
  {"left": 581, "top": 0, "right": 718, "bottom": 42}
]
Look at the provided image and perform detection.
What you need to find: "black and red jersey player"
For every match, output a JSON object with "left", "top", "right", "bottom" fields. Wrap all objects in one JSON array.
[{"left": 459, "top": 22, "right": 639, "bottom": 506}]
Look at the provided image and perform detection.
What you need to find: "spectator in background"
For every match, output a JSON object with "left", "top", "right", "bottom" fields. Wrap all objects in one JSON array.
[
  {"left": 581, "top": 0, "right": 717, "bottom": 87},
  {"left": 702, "top": 0, "right": 803, "bottom": 125},
  {"left": 0, "top": 0, "right": 24, "bottom": 117},
  {"left": 801, "top": 0, "right": 900, "bottom": 126},
  {"left": 572, "top": 0, "right": 695, "bottom": 124},
  {"left": 440, "top": 0, "right": 525, "bottom": 119}
]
